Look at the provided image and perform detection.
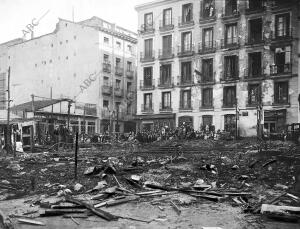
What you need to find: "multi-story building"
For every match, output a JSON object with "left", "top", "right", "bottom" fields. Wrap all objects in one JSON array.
[
  {"left": 135, "top": 0, "right": 299, "bottom": 136},
  {"left": 0, "top": 16, "right": 137, "bottom": 134}
]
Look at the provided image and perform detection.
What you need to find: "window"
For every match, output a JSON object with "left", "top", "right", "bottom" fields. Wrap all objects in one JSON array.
[
  {"left": 224, "top": 55, "right": 239, "bottom": 79},
  {"left": 182, "top": 3, "right": 193, "bottom": 22},
  {"left": 225, "top": 23, "right": 237, "bottom": 45},
  {"left": 103, "top": 76, "right": 109, "bottom": 86},
  {"left": 202, "top": 0, "right": 215, "bottom": 18},
  {"left": 104, "top": 37, "right": 109, "bottom": 44},
  {"left": 181, "top": 61, "right": 192, "bottom": 84},
  {"left": 127, "top": 45, "right": 132, "bottom": 53},
  {"left": 144, "top": 39, "right": 153, "bottom": 58},
  {"left": 248, "top": 84, "right": 260, "bottom": 105},
  {"left": 144, "top": 12, "right": 153, "bottom": 29},
  {"left": 272, "top": 46, "right": 291, "bottom": 74},
  {"left": 144, "top": 93, "right": 152, "bottom": 110},
  {"left": 248, "top": 0, "right": 265, "bottom": 10},
  {"left": 162, "top": 35, "right": 172, "bottom": 55},
  {"left": 160, "top": 64, "right": 172, "bottom": 85},
  {"left": 275, "top": 13, "right": 290, "bottom": 37},
  {"left": 224, "top": 114, "right": 236, "bottom": 133},
  {"left": 202, "top": 58, "right": 213, "bottom": 82},
  {"left": 116, "top": 41, "right": 121, "bottom": 49},
  {"left": 202, "top": 88, "right": 213, "bottom": 108},
  {"left": 81, "top": 121, "right": 86, "bottom": 134},
  {"left": 116, "top": 58, "right": 121, "bottom": 68},
  {"left": 143, "top": 67, "right": 153, "bottom": 86},
  {"left": 223, "top": 86, "right": 236, "bottom": 107},
  {"left": 103, "top": 100, "right": 109, "bottom": 108},
  {"left": 87, "top": 122, "right": 95, "bottom": 135},
  {"left": 248, "top": 52, "right": 261, "bottom": 77},
  {"left": 203, "top": 28, "right": 213, "bottom": 48},
  {"left": 274, "top": 81, "right": 288, "bottom": 104},
  {"left": 127, "top": 103, "right": 132, "bottom": 114},
  {"left": 225, "top": 0, "right": 237, "bottom": 16},
  {"left": 162, "top": 91, "right": 171, "bottom": 108},
  {"left": 127, "top": 61, "right": 132, "bottom": 71},
  {"left": 163, "top": 8, "right": 172, "bottom": 26},
  {"left": 127, "top": 82, "right": 132, "bottom": 92},
  {"left": 180, "top": 90, "right": 191, "bottom": 109},
  {"left": 104, "top": 54, "right": 109, "bottom": 63},
  {"left": 248, "top": 18, "right": 262, "bottom": 43},
  {"left": 182, "top": 32, "right": 192, "bottom": 52},
  {"left": 115, "top": 79, "right": 121, "bottom": 89}
]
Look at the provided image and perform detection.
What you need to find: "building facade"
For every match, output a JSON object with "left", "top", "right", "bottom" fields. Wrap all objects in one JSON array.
[
  {"left": 0, "top": 17, "right": 137, "bottom": 134},
  {"left": 135, "top": 0, "right": 299, "bottom": 136}
]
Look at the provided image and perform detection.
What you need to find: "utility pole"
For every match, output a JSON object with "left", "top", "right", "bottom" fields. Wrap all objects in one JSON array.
[
  {"left": 67, "top": 100, "right": 72, "bottom": 130},
  {"left": 235, "top": 97, "right": 239, "bottom": 140},
  {"left": 6, "top": 67, "right": 11, "bottom": 152}
]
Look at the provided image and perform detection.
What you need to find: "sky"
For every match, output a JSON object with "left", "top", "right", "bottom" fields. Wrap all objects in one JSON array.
[{"left": 0, "top": 0, "right": 150, "bottom": 43}]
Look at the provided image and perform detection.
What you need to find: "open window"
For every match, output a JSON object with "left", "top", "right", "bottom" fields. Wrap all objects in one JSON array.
[
  {"left": 248, "top": 18, "right": 262, "bottom": 43},
  {"left": 248, "top": 52, "right": 262, "bottom": 77},
  {"left": 202, "top": 58, "right": 213, "bottom": 82},
  {"left": 223, "top": 86, "right": 236, "bottom": 107},
  {"left": 182, "top": 3, "right": 193, "bottom": 23},
  {"left": 181, "top": 61, "right": 192, "bottom": 84},
  {"left": 274, "top": 81, "right": 289, "bottom": 104},
  {"left": 202, "top": 88, "right": 213, "bottom": 108}
]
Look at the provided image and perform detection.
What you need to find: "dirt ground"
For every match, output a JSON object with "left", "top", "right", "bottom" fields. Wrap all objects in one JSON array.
[{"left": 0, "top": 138, "right": 300, "bottom": 228}]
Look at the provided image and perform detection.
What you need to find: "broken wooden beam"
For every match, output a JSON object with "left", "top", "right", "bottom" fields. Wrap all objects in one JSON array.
[
  {"left": 65, "top": 195, "right": 118, "bottom": 221},
  {"left": 40, "top": 209, "right": 86, "bottom": 217},
  {"left": 170, "top": 201, "right": 181, "bottom": 215},
  {"left": 17, "top": 218, "right": 45, "bottom": 226}
]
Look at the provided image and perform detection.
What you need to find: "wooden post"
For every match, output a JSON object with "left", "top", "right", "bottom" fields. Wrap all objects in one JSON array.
[
  {"left": 74, "top": 132, "right": 78, "bottom": 180},
  {"left": 30, "top": 125, "right": 34, "bottom": 153}
]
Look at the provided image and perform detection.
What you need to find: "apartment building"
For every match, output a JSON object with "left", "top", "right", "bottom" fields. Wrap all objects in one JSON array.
[
  {"left": 0, "top": 17, "right": 137, "bottom": 134},
  {"left": 135, "top": 0, "right": 299, "bottom": 137}
]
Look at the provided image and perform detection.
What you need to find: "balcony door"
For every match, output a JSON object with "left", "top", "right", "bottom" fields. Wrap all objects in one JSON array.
[{"left": 162, "top": 35, "right": 172, "bottom": 56}]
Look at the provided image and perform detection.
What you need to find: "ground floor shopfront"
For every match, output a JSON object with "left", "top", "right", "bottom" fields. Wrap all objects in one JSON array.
[{"left": 135, "top": 105, "right": 298, "bottom": 137}]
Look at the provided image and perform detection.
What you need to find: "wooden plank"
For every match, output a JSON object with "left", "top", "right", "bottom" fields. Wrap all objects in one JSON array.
[{"left": 18, "top": 218, "right": 45, "bottom": 226}]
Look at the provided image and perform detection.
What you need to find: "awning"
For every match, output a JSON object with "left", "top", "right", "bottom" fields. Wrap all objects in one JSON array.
[
  {"left": 11, "top": 99, "right": 70, "bottom": 112},
  {"left": 133, "top": 113, "right": 175, "bottom": 120}
]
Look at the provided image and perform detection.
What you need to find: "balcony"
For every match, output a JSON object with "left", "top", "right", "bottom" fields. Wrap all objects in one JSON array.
[
  {"left": 222, "top": 103, "right": 236, "bottom": 109},
  {"left": 177, "top": 45, "right": 195, "bottom": 57},
  {"left": 199, "top": 6, "right": 216, "bottom": 23},
  {"left": 141, "top": 103, "right": 153, "bottom": 113},
  {"left": 115, "top": 67, "right": 123, "bottom": 76},
  {"left": 101, "top": 109, "right": 111, "bottom": 119},
  {"left": 270, "top": 64, "right": 292, "bottom": 78},
  {"left": 196, "top": 73, "right": 216, "bottom": 85},
  {"left": 126, "top": 70, "right": 134, "bottom": 79},
  {"left": 220, "top": 38, "right": 240, "bottom": 49},
  {"left": 126, "top": 90, "right": 135, "bottom": 100},
  {"left": 114, "top": 88, "right": 124, "bottom": 97},
  {"left": 199, "top": 99, "right": 214, "bottom": 110},
  {"left": 178, "top": 77, "right": 193, "bottom": 87},
  {"left": 102, "top": 85, "right": 112, "bottom": 95},
  {"left": 179, "top": 104, "right": 192, "bottom": 112},
  {"left": 220, "top": 71, "right": 239, "bottom": 83},
  {"left": 244, "top": 68, "right": 265, "bottom": 81},
  {"left": 140, "top": 79, "right": 155, "bottom": 90},
  {"left": 178, "top": 16, "right": 194, "bottom": 28},
  {"left": 158, "top": 77, "right": 174, "bottom": 88},
  {"left": 245, "top": 4, "right": 266, "bottom": 15},
  {"left": 159, "top": 19, "right": 174, "bottom": 32},
  {"left": 270, "top": 0, "right": 295, "bottom": 10},
  {"left": 140, "top": 51, "right": 155, "bottom": 63},
  {"left": 139, "top": 23, "right": 155, "bottom": 35},
  {"left": 198, "top": 41, "right": 217, "bottom": 54},
  {"left": 158, "top": 48, "right": 175, "bottom": 60},
  {"left": 221, "top": 7, "right": 240, "bottom": 20},
  {"left": 103, "top": 63, "right": 111, "bottom": 73},
  {"left": 271, "top": 28, "right": 293, "bottom": 42},
  {"left": 159, "top": 103, "right": 173, "bottom": 113},
  {"left": 245, "top": 35, "right": 265, "bottom": 46}
]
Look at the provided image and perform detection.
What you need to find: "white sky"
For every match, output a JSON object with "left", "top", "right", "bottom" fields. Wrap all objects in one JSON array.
[{"left": 0, "top": 0, "right": 150, "bottom": 43}]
